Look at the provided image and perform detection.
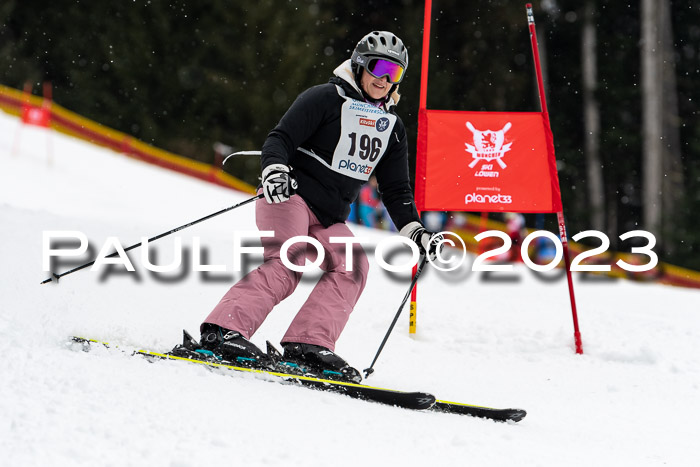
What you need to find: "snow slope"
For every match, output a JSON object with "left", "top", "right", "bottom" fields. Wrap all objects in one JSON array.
[{"left": 1, "top": 110, "right": 699, "bottom": 466}]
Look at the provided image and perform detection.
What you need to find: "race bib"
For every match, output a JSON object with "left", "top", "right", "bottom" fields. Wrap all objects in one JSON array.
[{"left": 329, "top": 89, "right": 397, "bottom": 180}]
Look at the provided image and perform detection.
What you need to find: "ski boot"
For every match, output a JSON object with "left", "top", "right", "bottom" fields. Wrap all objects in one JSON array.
[
  {"left": 199, "top": 323, "right": 272, "bottom": 369},
  {"left": 281, "top": 342, "right": 362, "bottom": 383}
]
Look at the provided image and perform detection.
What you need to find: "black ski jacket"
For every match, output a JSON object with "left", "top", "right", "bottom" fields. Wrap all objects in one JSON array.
[{"left": 260, "top": 61, "right": 420, "bottom": 230}]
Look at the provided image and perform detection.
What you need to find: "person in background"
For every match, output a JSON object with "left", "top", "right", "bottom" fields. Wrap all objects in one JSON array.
[
  {"left": 505, "top": 212, "right": 527, "bottom": 262},
  {"left": 357, "top": 176, "right": 383, "bottom": 228}
]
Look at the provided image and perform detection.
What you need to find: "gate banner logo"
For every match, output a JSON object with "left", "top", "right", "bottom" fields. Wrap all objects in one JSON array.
[
  {"left": 416, "top": 110, "right": 562, "bottom": 213},
  {"left": 465, "top": 121, "right": 512, "bottom": 168}
]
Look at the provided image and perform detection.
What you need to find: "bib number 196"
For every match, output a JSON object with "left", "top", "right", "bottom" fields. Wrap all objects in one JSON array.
[{"left": 348, "top": 132, "right": 382, "bottom": 161}]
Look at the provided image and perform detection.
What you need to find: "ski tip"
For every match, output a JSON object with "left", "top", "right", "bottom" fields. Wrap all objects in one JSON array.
[
  {"left": 508, "top": 409, "right": 527, "bottom": 423},
  {"left": 433, "top": 400, "right": 528, "bottom": 422}
]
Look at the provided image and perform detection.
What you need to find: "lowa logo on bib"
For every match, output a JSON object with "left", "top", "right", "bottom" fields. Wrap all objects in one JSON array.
[{"left": 331, "top": 96, "right": 397, "bottom": 181}]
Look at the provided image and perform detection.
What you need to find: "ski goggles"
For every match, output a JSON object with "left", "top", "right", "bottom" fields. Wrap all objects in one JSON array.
[{"left": 366, "top": 58, "right": 405, "bottom": 84}]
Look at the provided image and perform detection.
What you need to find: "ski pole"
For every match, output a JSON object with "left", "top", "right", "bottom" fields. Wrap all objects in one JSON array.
[
  {"left": 223, "top": 150, "right": 262, "bottom": 166},
  {"left": 41, "top": 193, "right": 264, "bottom": 284},
  {"left": 363, "top": 254, "right": 428, "bottom": 379}
]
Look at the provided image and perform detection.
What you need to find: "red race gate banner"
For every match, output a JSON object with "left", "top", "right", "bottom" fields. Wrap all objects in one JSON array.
[
  {"left": 21, "top": 104, "right": 51, "bottom": 127},
  {"left": 20, "top": 81, "right": 52, "bottom": 128},
  {"left": 411, "top": 1, "right": 583, "bottom": 355},
  {"left": 416, "top": 109, "right": 562, "bottom": 213}
]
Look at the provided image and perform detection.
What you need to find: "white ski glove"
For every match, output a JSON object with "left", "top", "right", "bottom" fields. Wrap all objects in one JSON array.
[
  {"left": 261, "top": 163, "right": 298, "bottom": 204},
  {"left": 399, "top": 221, "right": 444, "bottom": 261}
]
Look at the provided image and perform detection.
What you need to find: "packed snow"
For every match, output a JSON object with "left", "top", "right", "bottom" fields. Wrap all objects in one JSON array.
[{"left": 1, "top": 110, "right": 699, "bottom": 466}]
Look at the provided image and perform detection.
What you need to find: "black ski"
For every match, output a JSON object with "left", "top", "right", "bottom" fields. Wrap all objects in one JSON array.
[
  {"left": 71, "top": 335, "right": 434, "bottom": 411},
  {"left": 70, "top": 332, "right": 526, "bottom": 422},
  {"left": 431, "top": 400, "right": 527, "bottom": 423}
]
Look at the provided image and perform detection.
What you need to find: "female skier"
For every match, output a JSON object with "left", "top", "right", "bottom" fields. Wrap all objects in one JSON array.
[{"left": 200, "top": 31, "right": 442, "bottom": 382}]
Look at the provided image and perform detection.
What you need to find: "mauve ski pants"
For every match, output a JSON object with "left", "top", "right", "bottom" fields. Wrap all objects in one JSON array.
[{"left": 203, "top": 192, "right": 369, "bottom": 351}]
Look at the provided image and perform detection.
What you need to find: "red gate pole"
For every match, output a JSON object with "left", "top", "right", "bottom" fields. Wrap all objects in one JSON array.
[
  {"left": 478, "top": 212, "right": 489, "bottom": 255},
  {"left": 410, "top": 0, "right": 434, "bottom": 335},
  {"left": 526, "top": 3, "right": 583, "bottom": 354}
]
